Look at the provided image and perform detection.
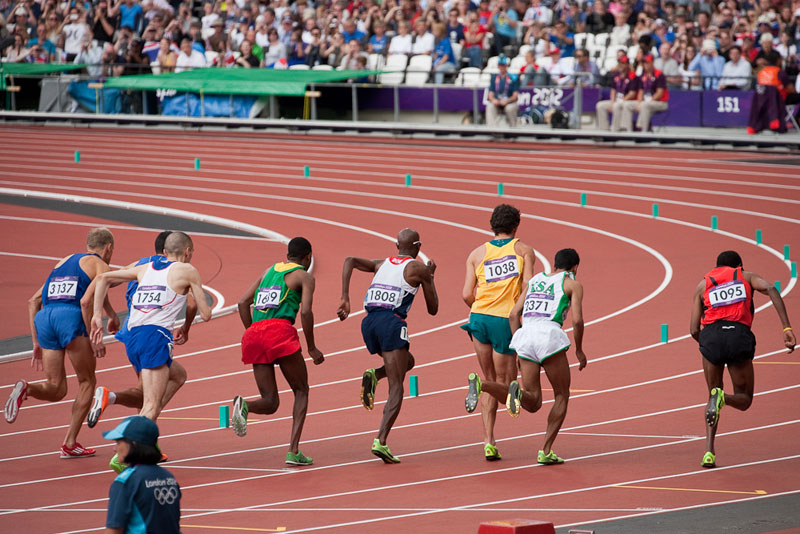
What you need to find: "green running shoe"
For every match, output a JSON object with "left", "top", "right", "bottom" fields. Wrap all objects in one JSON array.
[
  {"left": 706, "top": 387, "right": 725, "bottom": 427},
  {"left": 465, "top": 373, "right": 482, "bottom": 413},
  {"left": 232, "top": 395, "right": 248, "bottom": 437},
  {"left": 701, "top": 451, "right": 716, "bottom": 468},
  {"left": 371, "top": 438, "right": 400, "bottom": 464},
  {"left": 507, "top": 380, "right": 522, "bottom": 418},
  {"left": 484, "top": 443, "right": 501, "bottom": 461},
  {"left": 537, "top": 450, "right": 565, "bottom": 465},
  {"left": 109, "top": 453, "right": 129, "bottom": 474},
  {"left": 285, "top": 450, "right": 313, "bottom": 466},
  {"left": 361, "top": 369, "right": 377, "bottom": 411}
]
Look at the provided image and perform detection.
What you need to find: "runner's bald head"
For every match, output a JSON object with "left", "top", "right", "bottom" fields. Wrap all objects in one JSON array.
[
  {"left": 164, "top": 231, "right": 193, "bottom": 259},
  {"left": 396, "top": 228, "right": 421, "bottom": 258}
]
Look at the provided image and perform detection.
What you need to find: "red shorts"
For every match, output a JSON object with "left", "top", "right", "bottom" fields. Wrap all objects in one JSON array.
[{"left": 241, "top": 319, "right": 301, "bottom": 365}]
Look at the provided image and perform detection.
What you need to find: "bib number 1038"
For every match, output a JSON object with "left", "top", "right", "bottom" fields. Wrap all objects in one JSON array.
[
  {"left": 255, "top": 286, "right": 281, "bottom": 310},
  {"left": 484, "top": 255, "right": 519, "bottom": 283}
]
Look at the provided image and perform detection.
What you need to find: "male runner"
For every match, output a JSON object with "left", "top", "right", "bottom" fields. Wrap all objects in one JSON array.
[
  {"left": 462, "top": 204, "right": 535, "bottom": 460},
  {"left": 690, "top": 250, "right": 795, "bottom": 468},
  {"left": 86, "top": 231, "right": 197, "bottom": 430},
  {"left": 466, "top": 248, "right": 586, "bottom": 465},
  {"left": 5, "top": 228, "right": 118, "bottom": 458},
  {"left": 337, "top": 228, "right": 438, "bottom": 464},
  {"left": 230, "top": 237, "right": 324, "bottom": 466},
  {"left": 90, "top": 232, "right": 211, "bottom": 424}
]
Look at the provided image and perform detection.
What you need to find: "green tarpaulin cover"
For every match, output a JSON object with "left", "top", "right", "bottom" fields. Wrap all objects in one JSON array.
[
  {"left": 102, "top": 68, "right": 376, "bottom": 96},
  {"left": 0, "top": 62, "right": 86, "bottom": 90}
]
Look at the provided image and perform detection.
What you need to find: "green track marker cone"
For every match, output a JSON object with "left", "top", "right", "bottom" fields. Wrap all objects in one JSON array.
[
  {"left": 660, "top": 324, "right": 668, "bottom": 343},
  {"left": 219, "top": 405, "right": 229, "bottom": 428},
  {"left": 409, "top": 375, "right": 419, "bottom": 397}
]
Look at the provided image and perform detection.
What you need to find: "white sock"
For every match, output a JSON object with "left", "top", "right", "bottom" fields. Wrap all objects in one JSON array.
[{"left": 108, "top": 392, "right": 117, "bottom": 405}]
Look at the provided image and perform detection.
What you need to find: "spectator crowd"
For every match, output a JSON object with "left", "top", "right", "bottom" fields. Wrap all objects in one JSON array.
[{"left": 1, "top": 0, "right": 798, "bottom": 91}]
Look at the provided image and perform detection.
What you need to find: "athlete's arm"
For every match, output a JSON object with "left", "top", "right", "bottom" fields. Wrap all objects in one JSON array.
[
  {"left": 298, "top": 271, "right": 324, "bottom": 365},
  {"left": 461, "top": 248, "right": 480, "bottom": 307},
  {"left": 566, "top": 277, "right": 587, "bottom": 370},
  {"left": 746, "top": 271, "right": 795, "bottom": 353},
  {"left": 689, "top": 280, "right": 705, "bottom": 342},
  {"left": 174, "top": 293, "right": 197, "bottom": 345},
  {"left": 237, "top": 273, "right": 264, "bottom": 330},
  {"left": 90, "top": 266, "right": 142, "bottom": 346},
  {"left": 409, "top": 259, "right": 438, "bottom": 316},
  {"left": 517, "top": 241, "right": 536, "bottom": 286},
  {"left": 508, "top": 290, "right": 525, "bottom": 334},
  {"left": 184, "top": 265, "right": 211, "bottom": 323},
  {"left": 27, "top": 285, "right": 44, "bottom": 371},
  {"left": 337, "top": 256, "right": 381, "bottom": 321}
]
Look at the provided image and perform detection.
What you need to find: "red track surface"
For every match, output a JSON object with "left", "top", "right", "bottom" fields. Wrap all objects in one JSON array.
[{"left": 0, "top": 126, "right": 798, "bottom": 533}]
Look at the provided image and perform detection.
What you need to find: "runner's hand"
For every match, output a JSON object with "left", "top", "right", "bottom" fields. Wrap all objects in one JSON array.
[
  {"left": 309, "top": 347, "right": 324, "bottom": 365},
  {"left": 173, "top": 324, "right": 189, "bottom": 345},
  {"left": 785, "top": 329, "right": 796, "bottom": 353},
  {"left": 90, "top": 315, "right": 105, "bottom": 345},
  {"left": 92, "top": 341, "right": 106, "bottom": 359},
  {"left": 576, "top": 349, "right": 587, "bottom": 370},
  {"left": 427, "top": 259, "right": 437, "bottom": 276},
  {"left": 107, "top": 314, "right": 120, "bottom": 334},
  {"left": 31, "top": 344, "right": 43, "bottom": 371},
  {"left": 337, "top": 298, "right": 350, "bottom": 321}
]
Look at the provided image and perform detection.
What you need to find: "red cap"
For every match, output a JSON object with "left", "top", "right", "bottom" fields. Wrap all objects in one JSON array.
[
  {"left": 619, "top": 55, "right": 630, "bottom": 64},
  {"left": 549, "top": 46, "right": 561, "bottom": 54},
  {"left": 643, "top": 53, "right": 654, "bottom": 62}
]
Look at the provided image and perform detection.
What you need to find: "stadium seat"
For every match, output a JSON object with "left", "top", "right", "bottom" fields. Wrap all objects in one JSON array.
[
  {"left": 606, "top": 44, "right": 627, "bottom": 59},
  {"left": 456, "top": 66, "right": 482, "bottom": 87},
  {"left": 560, "top": 56, "right": 575, "bottom": 71},
  {"left": 379, "top": 71, "right": 405, "bottom": 84},
  {"left": 588, "top": 44, "right": 606, "bottom": 60},
  {"left": 408, "top": 54, "right": 433, "bottom": 70},
  {"left": 450, "top": 42, "right": 463, "bottom": 64},
  {"left": 594, "top": 32, "right": 610, "bottom": 47},
  {"left": 485, "top": 55, "right": 500, "bottom": 70},
  {"left": 574, "top": 32, "right": 587, "bottom": 49},
  {"left": 517, "top": 44, "right": 532, "bottom": 57},
  {"left": 535, "top": 56, "right": 553, "bottom": 71},
  {"left": 404, "top": 65, "right": 430, "bottom": 85},
  {"left": 150, "top": 61, "right": 161, "bottom": 75},
  {"left": 601, "top": 56, "right": 619, "bottom": 74},
  {"left": 289, "top": 64, "right": 310, "bottom": 70},
  {"left": 385, "top": 54, "right": 409, "bottom": 70},
  {"left": 582, "top": 33, "right": 596, "bottom": 48},
  {"left": 368, "top": 53, "right": 385, "bottom": 71},
  {"left": 204, "top": 50, "right": 219, "bottom": 64},
  {"left": 509, "top": 55, "right": 526, "bottom": 72},
  {"left": 312, "top": 64, "right": 334, "bottom": 70}
]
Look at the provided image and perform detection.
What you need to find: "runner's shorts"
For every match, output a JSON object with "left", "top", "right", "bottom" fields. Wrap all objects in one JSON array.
[
  {"left": 34, "top": 305, "right": 88, "bottom": 350},
  {"left": 699, "top": 320, "right": 756, "bottom": 366},
  {"left": 510, "top": 320, "right": 570, "bottom": 364},
  {"left": 125, "top": 325, "right": 174, "bottom": 373},
  {"left": 241, "top": 318, "right": 301, "bottom": 365},
  {"left": 460, "top": 312, "right": 515, "bottom": 355},
  {"left": 361, "top": 310, "right": 409, "bottom": 355}
]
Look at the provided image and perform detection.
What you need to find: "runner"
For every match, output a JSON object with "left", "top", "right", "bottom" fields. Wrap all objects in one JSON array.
[
  {"left": 230, "top": 237, "right": 324, "bottom": 466},
  {"left": 461, "top": 204, "right": 535, "bottom": 460},
  {"left": 690, "top": 250, "right": 795, "bottom": 468},
  {"left": 5, "top": 228, "right": 118, "bottom": 458},
  {"left": 87, "top": 231, "right": 197, "bottom": 430},
  {"left": 466, "top": 248, "right": 586, "bottom": 465},
  {"left": 337, "top": 228, "right": 438, "bottom": 464}
]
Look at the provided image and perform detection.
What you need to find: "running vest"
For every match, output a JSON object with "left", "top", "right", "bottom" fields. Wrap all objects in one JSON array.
[
  {"left": 252, "top": 262, "right": 304, "bottom": 324},
  {"left": 363, "top": 256, "right": 418, "bottom": 319},
  {"left": 41, "top": 253, "right": 99, "bottom": 308},
  {"left": 128, "top": 260, "right": 187, "bottom": 329},
  {"left": 125, "top": 255, "right": 165, "bottom": 309},
  {"left": 522, "top": 271, "right": 572, "bottom": 326},
  {"left": 471, "top": 238, "right": 524, "bottom": 318},
  {"left": 701, "top": 266, "right": 754, "bottom": 327}
]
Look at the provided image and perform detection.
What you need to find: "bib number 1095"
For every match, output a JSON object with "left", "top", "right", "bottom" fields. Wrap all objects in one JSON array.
[{"left": 708, "top": 280, "right": 746, "bottom": 307}]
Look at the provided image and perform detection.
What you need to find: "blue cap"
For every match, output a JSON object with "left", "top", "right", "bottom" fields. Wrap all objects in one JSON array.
[
  {"left": 497, "top": 55, "right": 509, "bottom": 66},
  {"left": 103, "top": 416, "right": 159, "bottom": 446}
]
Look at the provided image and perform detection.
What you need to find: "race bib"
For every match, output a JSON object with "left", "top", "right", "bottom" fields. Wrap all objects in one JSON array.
[
  {"left": 365, "top": 283, "right": 401, "bottom": 309},
  {"left": 133, "top": 285, "right": 167, "bottom": 310},
  {"left": 523, "top": 292, "right": 554, "bottom": 318},
  {"left": 255, "top": 285, "right": 281, "bottom": 310},
  {"left": 708, "top": 280, "right": 747, "bottom": 308},
  {"left": 484, "top": 255, "right": 519, "bottom": 283},
  {"left": 47, "top": 276, "right": 78, "bottom": 300}
]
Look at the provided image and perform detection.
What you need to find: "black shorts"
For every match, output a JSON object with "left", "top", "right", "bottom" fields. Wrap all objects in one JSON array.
[
  {"left": 361, "top": 310, "right": 409, "bottom": 355},
  {"left": 699, "top": 321, "right": 756, "bottom": 367}
]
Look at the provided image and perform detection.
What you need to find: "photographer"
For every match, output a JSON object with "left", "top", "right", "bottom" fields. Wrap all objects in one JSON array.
[
  {"left": 61, "top": 5, "right": 88, "bottom": 61},
  {"left": 92, "top": 0, "right": 117, "bottom": 45}
]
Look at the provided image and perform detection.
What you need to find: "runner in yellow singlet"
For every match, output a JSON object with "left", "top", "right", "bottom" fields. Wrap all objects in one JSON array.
[{"left": 460, "top": 204, "right": 535, "bottom": 460}]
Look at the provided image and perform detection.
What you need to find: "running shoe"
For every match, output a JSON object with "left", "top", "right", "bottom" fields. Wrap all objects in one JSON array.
[
  {"left": 371, "top": 438, "right": 400, "bottom": 464},
  {"left": 537, "top": 450, "right": 565, "bottom": 465},
  {"left": 285, "top": 450, "right": 313, "bottom": 466},
  {"left": 4, "top": 380, "right": 28, "bottom": 423},
  {"left": 156, "top": 443, "right": 168, "bottom": 463},
  {"left": 706, "top": 387, "right": 725, "bottom": 427},
  {"left": 507, "top": 380, "right": 522, "bottom": 418},
  {"left": 360, "top": 368, "right": 377, "bottom": 411},
  {"left": 231, "top": 395, "right": 248, "bottom": 437},
  {"left": 484, "top": 443, "right": 501, "bottom": 461},
  {"left": 701, "top": 451, "right": 716, "bottom": 468},
  {"left": 110, "top": 453, "right": 128, "bottom": 474},
  {"left": 87, "top": 386, "right": 110, "bottom": 428},
  {"left": 465, "top": 373, "right": 482, "bottom": 413},
  {"left": 60, "top": 443, "right": 96, "bottom": 459}
]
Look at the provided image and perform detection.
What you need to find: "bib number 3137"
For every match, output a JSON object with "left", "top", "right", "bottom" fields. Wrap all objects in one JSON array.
[{"left": 47, "top": 276, "right": 78, "bottom": 300}]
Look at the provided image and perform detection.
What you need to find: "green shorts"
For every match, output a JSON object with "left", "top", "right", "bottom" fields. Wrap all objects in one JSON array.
[{"left": 460, "top": 312, "right": 515, "bottom": 355}]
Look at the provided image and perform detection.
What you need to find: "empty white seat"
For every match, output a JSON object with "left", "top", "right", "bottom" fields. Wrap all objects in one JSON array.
[
  {"left": 289, "top": 64, "right": 310, "bottom": 70},
  {"left": 456, "top": 66, "right": 482, "bottom": 86},
  {"left": 517, "top": 44, "right": 532, "bottom": 57},
  {"left": 408, "top": 54, "right": 433, "bottom": 70},
  {"left": 367, "top": 53, "right": 385, "bottom": 71},
  {"left": 573, "top": 32, "right": 588, "bottom": 49},
  {"left": 594, "top": 32, "right": 610, "bottom": 47},
  {"left": 404, "top": 65, "right": 430, "bottom": 85},
  {"left": 535, "top": 56, "right": 553, "bottom": 71},
  {"left": 509, "top": 55, "right": 527, "bottom": 72},
  {"left": 378, "top": 71, "right": 405, "bottom": 84},
  {"left": 385, "top": 54, "right": 409, "bottom": 70},
  {"left": 312, "top": 64, "right": 334, "bottom": 70}
]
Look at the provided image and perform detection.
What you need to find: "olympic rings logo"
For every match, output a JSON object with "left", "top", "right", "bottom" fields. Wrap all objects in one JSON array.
[{"left": 154, "top": 486, "right": 179, "bottom": 505}]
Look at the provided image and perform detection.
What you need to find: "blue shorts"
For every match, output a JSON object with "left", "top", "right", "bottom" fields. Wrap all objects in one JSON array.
[
  {"left": 361, "top": 310, "right": 409, "bottom": 355},
  {"left": 34, "top": 305, "right": 88, "bottom": 350},
  {"left": 124, "top": 325, "right": 173, "bottom": 373}
]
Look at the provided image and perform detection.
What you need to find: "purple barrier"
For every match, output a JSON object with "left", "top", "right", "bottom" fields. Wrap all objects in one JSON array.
[{"left": 701, "top": 91, "right": 752, "bottom": 127}]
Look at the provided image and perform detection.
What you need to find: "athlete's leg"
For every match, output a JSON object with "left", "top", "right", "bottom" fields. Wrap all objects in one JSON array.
[
  {"left": 702, "top": 356, "right": 725, "bottom": 454},
  {"left": 376, "top": 347, "right": 410, "bottom": 444},
  {"left": 540, "top": 350, "right": 571, "bottom": 454},
  {"left": 140, "top": 364, "right": 170, "bottom": 420},
  {"left": 160, "top": 361, "right": 187, "bottom": 408},
  {"left": 63, "top": 336, "right": 96, "bottom": 448},
  {"left": 276, "top": 350, "right": 310, "bottom": 454},
  {"left": 247, "top": 363, "right": 280, "bottom": 414},
  {"left": 373, "top": 352, "right": 414, "bottom": 382},
  {"left": 475, "top": 339, "right": 516, "bottom": 445},
  {"left": 27, "top": 349, "right": 68, "bottom": 402},
  {"left": 725, "top": 360, "right": 754, "bottom": 411},
  {"left": 517, "top": 356, "right": 544, "bottom": 414},
  {"left": 113, "top": 374, "right": 144, "bottom": 408}
]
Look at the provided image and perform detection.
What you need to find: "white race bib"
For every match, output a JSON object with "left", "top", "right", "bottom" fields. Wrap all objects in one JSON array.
[
  {"left": 365, "top": 283, "right": 401, "bottom": 309},
  {"left": 133, "top": 285, "right": 167, "bottom": 311},
  {"left": 47, "top": 276, "right": 78, "bottom": 300},
  {"left": 523, "top": 292, "right": 554, "bottom": 318},
  {"left": 255, "top": 285, "right": 281, "bottom": 310},
  {"left": 483, "top": 255, "right": 519, "bottom": 283},
  {"left": 708, "top": 280, "right": 746, "bottom": 308}
]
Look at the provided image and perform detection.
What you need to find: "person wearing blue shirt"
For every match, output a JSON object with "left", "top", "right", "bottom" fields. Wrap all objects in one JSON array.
[
  {"left": 114, "top": 0, "right": 143, "bottom": 34},
  {"left": 368, "top": 21, "right": 388, "bottom": 54},
  {"left": 486, "top": 56, "right": 520, "bottom": 127},
  {"left": 433, "top": 22, "right": 457, "bottom": 83},
  {"left": 689, "top": 39, "right": 726, "bottom": 89},
  {"left": 104, "top": 416, "right": 181, "bottom": 534},
  {"left": 548, "top": 20, "right": 575, "bottom": 57},
  {"left": 489, "top": 0, "right": 518, "bottom": 56},
  {"left": 341, "top": 19, "right": 365, "bottom": 44}
]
